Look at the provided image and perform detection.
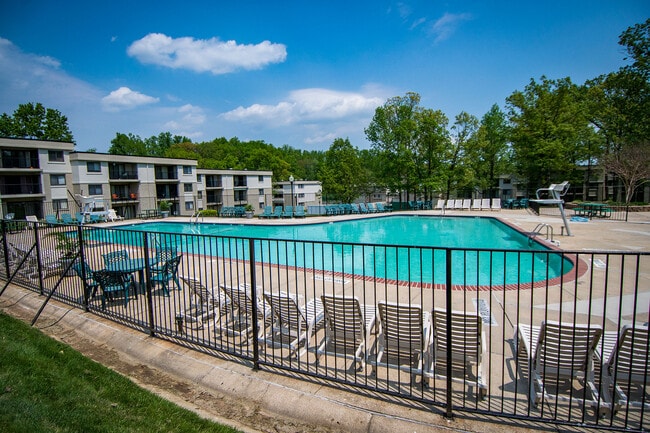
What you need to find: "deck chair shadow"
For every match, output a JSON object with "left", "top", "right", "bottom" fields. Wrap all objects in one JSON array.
[
  {"left": 514, "top": 320, "right": 605, "bottom": 415},
  {"left": 598, "top": 324, "right": 650, "bottom": 414},
  {"left": 179, "top": 275, "right": 229, "bottom": 330},
  {"left": 262, "top": 292, "right": 325, "bottom": 359},
  {"left": 317, "top": 295, "right": 377, "bottom": 371},
  {"left": 427, "top": 308, "right": 488, "bottom": 398},
  {"left": 369, "top": 301, "right": 433, "bottom": 385}
]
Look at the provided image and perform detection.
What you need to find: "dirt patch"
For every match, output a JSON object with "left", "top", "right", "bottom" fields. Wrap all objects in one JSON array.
[{"left": 27, "top": 315, "right": 339, "bottom": 433}]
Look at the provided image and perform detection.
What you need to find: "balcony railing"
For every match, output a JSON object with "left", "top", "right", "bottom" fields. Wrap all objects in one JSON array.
[
  {"left": 1, "top": 221, "right": 648, "bottom": 432},
  {"left": 109, "top": 170, "right": 138, "bottom": 180}
]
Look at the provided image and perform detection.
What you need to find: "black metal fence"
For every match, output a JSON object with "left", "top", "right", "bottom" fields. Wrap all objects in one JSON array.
[{"left": 1, "top": 219, "right": 648, "bottom": 432}]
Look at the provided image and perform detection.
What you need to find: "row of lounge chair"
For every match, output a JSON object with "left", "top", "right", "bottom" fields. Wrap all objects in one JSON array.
[
  {"left": 175, "top": 279, "right": 487, "bottom": 397},
  {"left": 45, "top": 211, "right": 116, "bottom": 225},
  {"left": 259, "top": 205, "right": 306, "bottom": 219},
  {"left": 325, "top": 202, "right": 388, "bottom": 216},
  {"left": 435, "top": 198, "right": 501, "bottom": 211},
  {"left": 177, "top": 277, "right": 649, "bottom": 413}
]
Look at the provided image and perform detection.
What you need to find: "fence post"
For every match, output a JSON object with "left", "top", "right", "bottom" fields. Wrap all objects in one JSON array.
[
  {"left": 77, "top": 224, "right": 90, "bottom": 311},
  {"left": 34, "top": 222, "right": 44, "bottom": 295},
  {"left": 445, "top": 248, "right": 454, "bottom": 419},
  {"left": 143, "top": 233, "right": 156, "bottom": 337},
  {"left": 249, "top": 238, "right": 260, "bottom": 371},
  {"left": 1, "top": 220, "right": 9, "bottom": 279}
]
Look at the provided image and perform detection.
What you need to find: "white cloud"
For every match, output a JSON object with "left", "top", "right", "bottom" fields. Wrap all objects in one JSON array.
[
  {"left": 221, "top": 88, "right": 383, "bottom": 124},
  {"left": 163, "top": 104, "right": 206, "bottom": 130},
  {"left": 101, "top": 87, "right": 159, "bottom": 112},
  {"left": 429, "top": 12, "right": 472, "bottom": 42},
  {"left": 127, "top": 33, "right": 287, "bottom": 74}
]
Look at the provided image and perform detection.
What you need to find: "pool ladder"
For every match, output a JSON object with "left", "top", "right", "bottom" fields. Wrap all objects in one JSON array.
[
  {"left": 190, "top": 211, "right": 203, "bottom": 225},
  {"left": 529, "top": 223, "right": 554, "bottom": 245}
]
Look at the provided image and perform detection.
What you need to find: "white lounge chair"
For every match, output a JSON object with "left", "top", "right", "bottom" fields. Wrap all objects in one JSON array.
[
  {"left": 481, "top": 198, "right": 491, "bottom": 210},
  {"left": 471, "top": 199, "right": 482, "bottom": 211},
  {"left": 262, "top": 292, "right": 325, "bottom": 358},
  {"left": 461, "top": 199, "right": 471, "bottom": 210},
  {"left": 491, "top": 198, "right": 501, "bottom": 211},
  {"left": 369, "top": 301, "right": 433, "bottom": 385},
  {"left": 427, "top": 308, "right": 488, "bottom": 398},
  {"left": 179, "top": 275, "right": 229, "bottom": 330},
  {"left": 107, "top": 209, "right": 124, "bottom": 222},
  {"left": 435, "top": 199, "right": 445, "bottom": 212},
  {"left": 220, "top": 283, "right": 272, "bottom": 341},
  {"left": 514, "top": 320, "right": 604, "bottom": 414},
  {"left": 454, "top": 199, "right": 463, "bottom": 210},
  {"left": 598, "top": 325, "right": 650, "bottom": 413},
  {"left": 318, "top": 295, "right": 377, "bottom": 371},
  {"left": 445, "top": 200, "right": 456, "bottom": 210}
]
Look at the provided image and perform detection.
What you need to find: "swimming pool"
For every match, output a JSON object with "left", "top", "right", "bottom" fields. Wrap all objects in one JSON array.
[{"left": 103, "top": 216, "right": 572, "bottom": 287}]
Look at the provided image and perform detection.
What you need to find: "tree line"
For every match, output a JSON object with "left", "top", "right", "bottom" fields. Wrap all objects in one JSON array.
[{"left": 2, "top": 20, "right": 648, "bottom": 204}]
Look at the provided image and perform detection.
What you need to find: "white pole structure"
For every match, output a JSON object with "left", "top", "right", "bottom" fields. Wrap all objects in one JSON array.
[{"left": 530, "top": 181, "right": 572, "bottom": 236}]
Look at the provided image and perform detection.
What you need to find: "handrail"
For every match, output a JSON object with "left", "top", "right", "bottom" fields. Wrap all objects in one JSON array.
[{"left": 528, "top": 223, "right": 554, "bottom": 245}]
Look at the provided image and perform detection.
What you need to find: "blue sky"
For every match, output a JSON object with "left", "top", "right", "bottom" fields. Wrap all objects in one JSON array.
[{"left": 0, "top": 1, "right": 647, "bottom": 152}]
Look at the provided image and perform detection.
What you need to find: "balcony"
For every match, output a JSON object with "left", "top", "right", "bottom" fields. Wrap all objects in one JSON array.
[
  {"left": 0, "top": 154, "right": 40, "bottom": 170},
  {"left": 155, "top": 166, "right": 178, "bottom": 181},
  {"left": 109, "top": 169, "right": 138, "bottom": 180},
  {"left": 0, "top": 181, "right": 42, "bottom": 195}
]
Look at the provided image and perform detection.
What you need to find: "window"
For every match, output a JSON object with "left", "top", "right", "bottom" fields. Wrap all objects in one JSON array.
[
  {"left": 258, "top": 175, "right": 264, "bottom": 182},
  {"left": 50, "top": 174, "right": 66, "bottom": 185},
  {"left": 298, "top": 184, "right": 304, "bottom": 189},
  {"left": 88, "top": 184, "right": 102, "bottom": 195},
  {"left": 52, "top": 199, "right": 68, "bottom": 210},
  {"left": 197, "top": 174, "right": 202, "bottom": 182},
  {"left": 87, "top": 161, "right": 101, "bottom": 173},
  {"left": 48, "top": 150, "right": 64, "bottom": 162},
  {"left": 197, "top": 191, "right": 203, "bottom": 199},
  {"left": 183, "top": 166, "right": 192, "bottom": 175},
  {"left": 259, "top": 189, "right": 264, "bottom": 196},
  {"left": 185, "top": 201, "right": 194, "bottom": 211},
  {"left": 234, "top": 190, "right": 247, "bottom": 202},
  {"left": 184, "top": 183, "right": 193, "bottom": 193}
]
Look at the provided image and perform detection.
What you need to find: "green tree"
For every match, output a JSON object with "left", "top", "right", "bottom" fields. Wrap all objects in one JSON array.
[
  {"left": 413, "top": 108, "right": 450, "bottom": 199},
  {"left": 506, "top": 76, "right": 590, "bottom": 192},
  {"left": 619, "top": 18, "right": 650, "bottom": 78},
  {"left": 466, "top": 104, "right": 511, "bottom": 198},
  {"left": 445, "top": 111, "right": 478, "bottom": 198},
  {"left": 109, "top": 132, "right": 147, "bottom": 156},
  {"left": 365, "top": 92, "right": 421, "bottom": 201},
  {"left": 1, "top": 102, "right": 74, "bottom": 142},
  {"left": 584, "top": 20, "right": 650, "bottom": 200},
  {"left": 319, "top": 138, "right": 363, "bottom": 203}
]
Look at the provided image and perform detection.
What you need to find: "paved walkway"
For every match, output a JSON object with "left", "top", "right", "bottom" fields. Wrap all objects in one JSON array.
[{"left": 2, "top": 209, "right": 649, "bottom": 433}]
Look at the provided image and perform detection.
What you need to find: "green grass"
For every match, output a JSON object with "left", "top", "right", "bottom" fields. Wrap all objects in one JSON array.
[{"left": 0, "top": 312, "right": 241, "bottom": 433}]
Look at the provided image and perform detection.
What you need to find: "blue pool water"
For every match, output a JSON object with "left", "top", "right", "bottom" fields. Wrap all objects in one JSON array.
[{"left": 104, "top": 216, "right": 571, "bottom": 287}]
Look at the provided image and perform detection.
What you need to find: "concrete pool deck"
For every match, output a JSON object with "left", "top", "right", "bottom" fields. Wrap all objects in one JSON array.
[{"left": 1, "top": 209, "right": 649, "bottom": 433}]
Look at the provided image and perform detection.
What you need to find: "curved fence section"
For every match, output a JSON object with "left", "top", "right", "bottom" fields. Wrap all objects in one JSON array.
[{"left": 1, "top": 219, "right": 648, "bottom": 432}]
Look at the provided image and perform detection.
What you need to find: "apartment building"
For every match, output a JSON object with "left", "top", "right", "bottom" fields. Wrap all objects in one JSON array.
[
  {"left": 197, "top": 169, "right": 273, "bottom": 214},
  {"left": 274, "top": 179, "right": 322, "bottom": 209},
  {"left": 0, "top": 137, "right": 75, "bottom": 219},
  {"left": 70, "top": 152, "right": 198, "bottom": 218}
]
